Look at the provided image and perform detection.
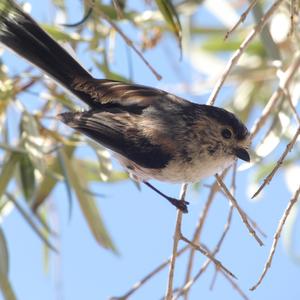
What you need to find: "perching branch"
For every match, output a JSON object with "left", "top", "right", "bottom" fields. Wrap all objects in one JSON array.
[{"left": 250, "top": 183, "right": 300, "bottom": 290}]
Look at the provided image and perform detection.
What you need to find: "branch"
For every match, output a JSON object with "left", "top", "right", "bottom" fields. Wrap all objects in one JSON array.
[
  {"left": 182, "top": 170, "right": 227, "bottom": 299},
  {"left": 215, "top": 174, "right": 264, "bottom": 246},
  {"left": 174, "top": 205, "right": 236, "bottom": 299},
  {"left": 225, "top": 0, "right": 257, "bottom": 40},
  {"left": 250, "top": 183, "right": 300, "bottom": 291},
  {"left": 251, "top": 53, "right": 300, "bottom": 139},
  {"left": 89, "top": 0, "right": 162, "bottom": 80},
  {"left": 252, "top": 126, "right": 300, "bottom": 199},
  {"left": 110, "top": 246, "right": 189, "bottom": 300},
  {"left": 165, "top": 183, "right": 188, "bottom": 300},
  {"left": 207, "top": 0, "right": 284, "bottom": 105},
  {"left": 180, "top": 235, "right": 236, "bottom": 279}
]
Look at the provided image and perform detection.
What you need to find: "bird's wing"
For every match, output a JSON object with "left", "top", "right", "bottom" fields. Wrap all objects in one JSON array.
[
  {"left": 58, "top": 110, "right": 174, "bottom": 169},
  {"left": 72, "top": 78, "right": 189, "bottom": 109}
]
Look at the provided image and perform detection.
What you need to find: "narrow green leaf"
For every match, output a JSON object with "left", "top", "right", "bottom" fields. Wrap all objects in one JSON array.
[
  {"left": 42, "top": 24, "right": 86, "bottom": 43},
  {"left": 32, "top": 146, "right": 76, "bottom": 212},
  {"left": 87, "top": 141, "right": 113, "bottom": 182},
  {"left": 5, "top": 193, "right": 57, "bottom": 253},
  {"left": 155, "top": 0, "right": 182, "bottom": 52},
  {"left": 18, "top": 154, "right": 36, "bottom": 202},
  {"left": 0, "top": 229, "right": 9, "bottom": 275},
  {"left": 20, "top": 112, "right": 46, "bottom": 176},
  {"left": 0, "top": 229, "right": 17, "bottom": 300},
  {"left": 202, "top": 37, "right": 265, "bottom": 56},
  {"left": 0, "top": 153, "right": 19, "bottom": 199},
  {"left": 106, "top": 171, "right": 129, "bottom": 182},
  {"left": 0, "top": 272, "right": 17, "bottom": 300},
  {"left": 59, "top": 149, "right": 117, "bottom": 253},
  {"left": 57, "top": 149, "right": 73, "bottom": 220}
]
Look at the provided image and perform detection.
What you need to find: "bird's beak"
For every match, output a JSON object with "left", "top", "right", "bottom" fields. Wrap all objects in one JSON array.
[{"left": 235, "top": 147, "right": 250, "bottom": 162}]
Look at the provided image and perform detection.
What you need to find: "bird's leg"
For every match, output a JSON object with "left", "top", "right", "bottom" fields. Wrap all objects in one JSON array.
[{"left": 143, "top": 181, "right": 189, "bottom": 213}]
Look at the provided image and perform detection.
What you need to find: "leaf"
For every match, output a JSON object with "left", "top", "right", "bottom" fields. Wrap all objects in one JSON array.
[
  {"left": 107, "top": 171, "right": 129, "bottom": 182},
  {"left": 18, "top": 154, "right": 36, "bottom": 202},
  {"left": 0, "top": 228, "right": 9, "bottom": 275},
  {"left": 57, "top": 149, "right": 73, "bottom": 220},
  {"left": 5, "top": 193, "right": 57, "bottom": 253},
  {"left": 0, "top": 273, "right": 17, "bottom": 300},
  {"left": 20, "top": 112, "right": 46, "bottom": 176},
  {"left": 42, "top": 24, "right": 86, "bottom": 43},
  {"left": 202, "top": 37, "right": 265, "bottom": 56},
  {"left": 59, "top": 149, "right": 117, "bottom": 253},
  {"left": 32, "top": 145, "right": 76, "bottom": 212},
  {"left": 0, "top": 229, "right": 17, "bottom": 300},
  {"left": 93, "top": 59, "right": 130, "bottom": 82},
  {"left": 155, "top": 0, "right": 182, "bottom": 53},
  {"left": 0, "top": 153, "right": 19, "bottom": 199},
  {"left": 87, "top": 141, "right": 113, "bottom": 182}
]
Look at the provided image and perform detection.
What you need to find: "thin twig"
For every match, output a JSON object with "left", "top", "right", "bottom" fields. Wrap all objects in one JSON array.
[
  {"left": 110, "top": 246, "right": 189, "bottom": 300},
  {"left": 165, "top": 184, "right": 188, "bottom": 300},
  {"left": 209, "top": 268, "right": 219, "bottom": 290},
  {"left": 89, "top": 1, "right": 162, "bottom": 80},
  {"left": 245, "top": 213, "right": 267, "bottom": 238},
  {"left": 208, "top": 0, "right": 284, "bottom": 105},
  {"left": 285, "top": 91, "right": 300, "bottom": 124},
  {"left": 252, "top": 126, "right": 300, "bottom": 199},
  {"left": 221, "top": 270, "right": 250, "bottom": 300},
  {"left": 215, "top": 174, "right": 264, "bottom": 246},
  {"left": 251, "top": 53, "right": 300, "bottom": 139},
  {"left": 180, "top": 235, "right": 236, "bottom": 279},
  {"left": 174, "top": 205, "right": 236, "bottom": 299},
  {"left": 290, "top": 0, "right": 295, "bottom": 35},
  {"left": 225, "top": 0, "right": 258, "bottom": 40},
  {"left": 209, "top": 164, "right": 237, "bottom": 291},
  {"left": 250, "top": 183, "right": 300, "bottom": 291},
  {"left": 183, "top": 170, "right": 227, "bottom": 299}
]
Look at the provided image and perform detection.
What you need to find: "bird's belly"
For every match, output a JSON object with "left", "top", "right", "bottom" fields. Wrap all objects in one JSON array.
[
  {"left": 153, "top": 155, "right": 235, "bottom": 183},
  {"left": 117, "top": 153, "right": 236, "bottom": 183}
]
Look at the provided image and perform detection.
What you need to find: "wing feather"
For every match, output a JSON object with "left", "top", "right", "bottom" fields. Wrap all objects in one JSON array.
[{"left": 58, "top": 110, "right": 173, "bottom": 169}]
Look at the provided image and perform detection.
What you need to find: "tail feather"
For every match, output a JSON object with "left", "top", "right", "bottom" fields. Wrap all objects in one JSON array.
[{"left": 0, "top": 0, "right": 96, "bottom": 107}]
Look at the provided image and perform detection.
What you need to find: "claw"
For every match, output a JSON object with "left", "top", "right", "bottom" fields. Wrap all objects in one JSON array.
[{"left": 168, "top": 198, "right": 189, "bottom": 213}]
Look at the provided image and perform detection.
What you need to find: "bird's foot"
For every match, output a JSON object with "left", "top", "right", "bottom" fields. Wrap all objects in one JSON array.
[{"left": 167, "top": 197, "right": 189, "bottom": 213}]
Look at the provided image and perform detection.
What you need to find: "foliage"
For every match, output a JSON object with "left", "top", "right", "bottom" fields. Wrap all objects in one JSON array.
[{"left": 0, "top": 0, "right": 300, "bottom": 299}]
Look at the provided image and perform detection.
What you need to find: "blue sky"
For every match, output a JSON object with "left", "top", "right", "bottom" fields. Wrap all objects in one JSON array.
[{"left": 1, "top": 1, "right": 300, "bottom": 300}]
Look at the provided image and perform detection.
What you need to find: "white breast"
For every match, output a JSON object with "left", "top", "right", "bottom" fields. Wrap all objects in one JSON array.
[{"left": 115, "top": 152, "right": 235, "bottom": 183}]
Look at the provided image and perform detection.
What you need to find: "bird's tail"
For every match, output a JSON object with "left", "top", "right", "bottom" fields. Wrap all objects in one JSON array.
[{"left": 0, "top": 0, "right": 96, "bottom": 107}]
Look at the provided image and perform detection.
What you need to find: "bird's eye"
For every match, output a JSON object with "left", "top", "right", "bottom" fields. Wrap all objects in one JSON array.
[{"left": 221, "top": 128, "right": 232, "bottom": 139}]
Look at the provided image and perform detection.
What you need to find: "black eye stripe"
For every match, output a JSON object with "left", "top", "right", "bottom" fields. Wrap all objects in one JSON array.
[{"left": 221, "top": 128, "right": 232, "bottom": 139}]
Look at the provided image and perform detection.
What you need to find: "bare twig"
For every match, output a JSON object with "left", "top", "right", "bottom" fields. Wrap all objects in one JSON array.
[
  {"left": 252, "top": 126, "right": 300, "bottom": 199},
  {"left": 245, "top": 213, "right": 267, "bottom": 239},
  {"left": 165, "top": 183, "right": 188, "bottom": 300},
  {"left": 289, "top": 0, "right": 299, "bottom": 36},
  {"left": 111, "top": 246, "right": 189, "bottom": 300},
  {"left": 209, "top": 268, "right": 219, "bottom": 290},
  {"left": 221, "top": 270, "right": 250, "bottom": 300},
  {"left": 183, "top": 170, "right": 227, "bottom": 299},
  {"left": 225, "top": 0, "right": 257, "bottom": 40},
  {"left": 180, "top": 235, "right": 236, "bottom": 279},
  {"left": 215, "top": 174, "right": 264, "bottom": 246},
  {"left": 285, "top": 91, "right": 300, "bottom": 124},
  {"left": 174, "top": 205, "right": 235, "bottom": 299},
  {"left": 208, "top": 0, "right": 284, "bottom": 105},
  {"left": 251, "top": 53, "right": 300, "bottom": 139},
  {"left": 90, "top": 1, "right": 162, "bottom": 80},
  {"left": 250, "top": 183, "right": 300, "bottom": 291}
]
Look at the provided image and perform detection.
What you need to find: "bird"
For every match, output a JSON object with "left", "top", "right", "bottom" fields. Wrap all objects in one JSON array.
[{"left": 0, "top": 0, "right": 251, "bottom": 213}]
